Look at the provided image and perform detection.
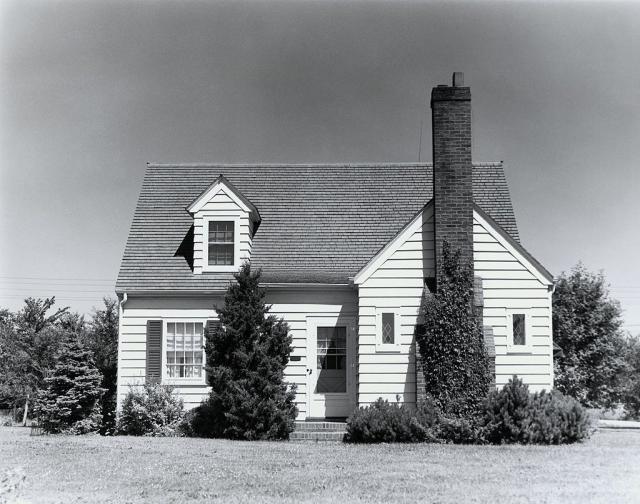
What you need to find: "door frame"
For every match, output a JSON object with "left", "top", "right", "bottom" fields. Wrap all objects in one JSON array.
[{"left": 306, "top": 314, "right": 357, "bottom": 419}]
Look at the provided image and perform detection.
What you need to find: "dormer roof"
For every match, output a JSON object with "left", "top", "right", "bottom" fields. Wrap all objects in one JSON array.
[{"left": 187, "top": 174, "right": 261, "bottom": 223}]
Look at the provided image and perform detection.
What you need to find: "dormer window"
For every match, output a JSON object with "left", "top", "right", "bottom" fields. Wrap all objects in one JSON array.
[
  {"left": 187, "top": 175, "right": 260, "bottom": 275},
  {"left": 203, "top": 217, "right": 240, "bottom": 272},
  {"left": 208, "top": 221, "right": 234, "bottom": 266}
]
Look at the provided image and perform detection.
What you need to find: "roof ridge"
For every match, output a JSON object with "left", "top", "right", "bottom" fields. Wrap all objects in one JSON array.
[{"left": 145, "top": 161, "right": 504, "bottom": 168}]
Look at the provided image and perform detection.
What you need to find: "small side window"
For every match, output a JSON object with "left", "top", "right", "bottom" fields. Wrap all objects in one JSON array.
[
  {"left": 376, "top": 308, "right": 400, "bottom": 351},
  {"left": 381, "top": 313, "right": 395, "bottom": 345},
  {"left": 507, "top": 310, "right": 531, "bottom": 352},
  {"left": 512, "top": 313, "right": 526, "bottom": 346}
]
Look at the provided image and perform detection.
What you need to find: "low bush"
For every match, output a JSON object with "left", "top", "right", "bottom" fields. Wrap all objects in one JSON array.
[
  {"left": 117, "top": 383, "right": 185, "bottom": 437},
  {"left": 345, "top": 378, "right": 592, "bottom": 445},
  {"left": 481, "top": 377, "right": 592, "bottom": 444},
  {"left": 344, "top": 398, "right": 436, "bottom": 443}
]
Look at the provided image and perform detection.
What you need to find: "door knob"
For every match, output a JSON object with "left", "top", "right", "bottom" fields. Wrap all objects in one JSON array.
[{"left": 306, "top": 368, "right": 312, "bottom": 375}]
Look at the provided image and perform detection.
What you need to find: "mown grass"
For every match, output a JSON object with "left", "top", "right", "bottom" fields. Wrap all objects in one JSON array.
[{"left": 1, "top": 427, "right": 639, "bottom": 503}]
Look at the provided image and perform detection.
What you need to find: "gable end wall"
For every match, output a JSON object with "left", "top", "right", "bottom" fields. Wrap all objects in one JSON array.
[{"left": 356, "top": 209, "right": 553, "bottom": 408}]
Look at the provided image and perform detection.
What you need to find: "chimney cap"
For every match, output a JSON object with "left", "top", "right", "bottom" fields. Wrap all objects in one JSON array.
[{"left": 452, "top": 72, "right": 464, "bottom": 87}]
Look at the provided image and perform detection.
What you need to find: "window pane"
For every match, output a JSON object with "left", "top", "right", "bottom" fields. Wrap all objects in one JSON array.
[
  {"left": 513, "top": 314, "right": 526, "bottom": 346},
  {"left": 208, "top": 244, "right": 234, "bottom": 265},
  {"left": 316, "top": 326, "right": 347, "bottom": 393},
  {"left": 209, "top": 221, "right": 234, "bottom": 243},
  {"left": 194, "top": 323, "right": 203, "bottom": 349},
  {"left": 382, "top": 313, "right": 395, "bottom": 345},
  {"left": 186, "top": 323, "right": 194, "bottom": 351},
  {"left": 175, "top": 323, "right": 184, "bottom": 351}
]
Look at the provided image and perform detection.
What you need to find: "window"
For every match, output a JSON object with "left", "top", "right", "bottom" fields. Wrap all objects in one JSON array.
[
  {"left": 166, "top": 322, "right": 204, "bottom": 379},
  {"left": 376, "top": 308, "right": 401, "bottom": 351},
  {"left": 208, "top": 221, "right": 234, "bottom": 266},
  {"left": 381, "top": 313, "right": 395, "bottom": 344},
  {"left": 512, "top": 314, "right": 526, "bottom": 346},
  {"left": 507, "top": 310, "right": 532, "bottom": 352},
  {"left": 316, "top": 326, "right": 347, "bottom": 393},
  {"left": 203, "top": 218, "right": 240, "bottom": 272}
]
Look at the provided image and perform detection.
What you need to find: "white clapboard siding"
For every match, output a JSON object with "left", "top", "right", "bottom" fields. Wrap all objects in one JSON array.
[
  {"left": 473, "top": 213, "right": 554, "bottom": 391},
  {"left": 118, "top": 290, "right": 358, "bottom": 420},
  {"left": 356, "top": 209, "right": 435, "bottom": 407},
  {"left": 354, "top": 206, "right": 554, "bottom": 409},
  {"left": 192, "top": 189, "right": 253, "bottom": 274}
]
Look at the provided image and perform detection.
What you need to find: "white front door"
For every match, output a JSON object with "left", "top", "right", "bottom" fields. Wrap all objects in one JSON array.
[{"left": 306, "top": 315, "right": 357, "bottom": 419}]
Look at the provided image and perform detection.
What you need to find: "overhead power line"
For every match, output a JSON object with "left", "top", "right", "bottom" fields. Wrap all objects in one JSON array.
[{"left": 0, "top": 275, "right": 115, "bottom": 282}]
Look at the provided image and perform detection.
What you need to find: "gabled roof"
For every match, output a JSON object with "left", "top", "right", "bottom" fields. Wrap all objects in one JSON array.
[
  {"left": 116, "top": 162, "right": 522, "bottom": 293},
  {"left": 187, "top": 174, "right": 261, "bottom": 222}
]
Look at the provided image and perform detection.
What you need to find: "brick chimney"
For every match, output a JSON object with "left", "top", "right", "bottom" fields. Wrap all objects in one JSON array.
[{"left": 431, "top": 71, "right": 474, "bottom": 286}]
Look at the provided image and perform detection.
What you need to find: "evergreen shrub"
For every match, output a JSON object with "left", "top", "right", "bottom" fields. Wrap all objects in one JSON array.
[
  {"left": 344, "top": 398, "right": 436, "bottom": 443},
  {"left": 482, "top": 377, "right": 592, "bottom": 444},
  {"left": 117, "top": 383, "right": 185, "bottom": 437},
  {"left": 191, "top": 263, "right": 297, "bottom": 440},
  {"left": 34, "top": 340, "right": 105, "bottom": 434}
]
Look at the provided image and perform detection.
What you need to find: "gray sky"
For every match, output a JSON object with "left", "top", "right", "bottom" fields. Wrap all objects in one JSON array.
[{"left": 1, "top": 0, "right": 639, "bottom": 331}]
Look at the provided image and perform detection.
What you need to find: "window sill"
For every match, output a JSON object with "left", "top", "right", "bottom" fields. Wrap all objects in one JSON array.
[
  {"left": 506, "top": 346, "right": 534, "bottom": 355},
  {"left": 202, "top": 264, "right": 238, "bottom": 273},
  {"left": 163, "top": 378, "right": 208, "bottom": 387},
  {"left": 375, "top": 344, "right": 401, "bottom": 353}
]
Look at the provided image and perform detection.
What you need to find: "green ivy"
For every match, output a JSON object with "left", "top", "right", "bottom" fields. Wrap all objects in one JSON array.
[{"left": 416, "top": 241, "right": 492, "bottom": 417}]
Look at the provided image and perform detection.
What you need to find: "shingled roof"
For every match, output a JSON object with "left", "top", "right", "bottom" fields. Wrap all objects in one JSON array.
[{"left": 116, "top": 162, "right": 520, "bottom": 293}]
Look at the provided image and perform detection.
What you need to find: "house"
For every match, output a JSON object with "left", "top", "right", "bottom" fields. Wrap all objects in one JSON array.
[{"left": 115, "top": 73, "right": 554, "bottom": 420}]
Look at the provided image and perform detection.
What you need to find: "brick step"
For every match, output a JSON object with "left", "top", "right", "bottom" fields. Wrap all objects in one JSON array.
[
  {"left": 290, "top": 431, "right": 345, "bottom": 442},
  {"left": 294, "top": 421, "right": 347, "bottom": 432}
]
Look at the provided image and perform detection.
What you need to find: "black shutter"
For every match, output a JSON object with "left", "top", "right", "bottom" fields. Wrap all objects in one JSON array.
[
  {"left": 204, "top": 320, "right": 221, "bottom": 386},
  {"left": 146, "top": 320, "right": 163, "bottom": 384}
]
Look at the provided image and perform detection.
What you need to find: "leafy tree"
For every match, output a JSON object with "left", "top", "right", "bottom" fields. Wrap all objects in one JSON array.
[
  {"left": 192, "top": 263, "right": 297, "bottom": 440},
  {"left": 553, "top": 264, "right": 627, "bottom": 408},
  {"left": 0, "top": 298, "right": 72, "bottom": 422},
  {"left": 15, "top": 297, "right": 68, "bottom": 334},
  {"left": 84, "top": 298, "right": 119, "bottom": 434},
  {"left": 416, "top": 241, "right": 492, "bottom": 417},
  {"left": 621, "top": 336, "right": 640, "bottom": 419},
  {"left": 34, "top": 339, "right": 105, "bottom": 434}
]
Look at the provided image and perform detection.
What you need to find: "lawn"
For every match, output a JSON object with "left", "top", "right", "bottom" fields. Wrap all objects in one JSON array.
[{"left": 1, "top": 427, "right": 639, "bottom": 503}]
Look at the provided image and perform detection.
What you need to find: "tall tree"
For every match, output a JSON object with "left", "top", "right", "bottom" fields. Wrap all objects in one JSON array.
[
  {"left": 84, "top": 298, "right": 119, "bottom": 434},
  {"left": 553, "top": 263, "right": 627, "bottom": 408},
  {"left": 621, "top": 335, "right": 640, "bottom": 419},
  {"left": 193, "top": 263, "right": 297, "bottom": 440},
  {"left": 15, "top": 297, "right": 68, "bottom": 334},
  {"left": 0, "top": 297, "right": 72, "bottom": 422}
]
